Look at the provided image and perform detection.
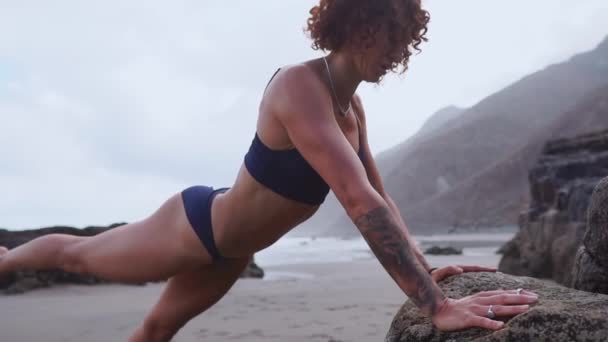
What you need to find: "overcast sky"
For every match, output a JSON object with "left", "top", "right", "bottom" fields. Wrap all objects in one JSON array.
[{"left": 1, "top": 1, "right": 607, "bottom": 229}]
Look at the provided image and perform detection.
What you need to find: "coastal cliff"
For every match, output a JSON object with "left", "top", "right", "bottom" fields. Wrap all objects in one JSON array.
[{"left": 498, "top": 129, "right": 608, "bottom": 286}]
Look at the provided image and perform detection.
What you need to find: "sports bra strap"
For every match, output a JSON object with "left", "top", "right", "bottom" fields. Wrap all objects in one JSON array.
[
  {"left": 263, "top": 66, "right": 363, "bottom": 157},
  {"left": 263, "top": 68, "right": 282, "bottom": 94}
]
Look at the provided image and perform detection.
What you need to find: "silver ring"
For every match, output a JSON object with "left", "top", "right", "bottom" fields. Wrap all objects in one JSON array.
[
  {"left": 516, "top": 288, "right": 523, "bottom": 295},
  {"left": 486, "top": 305, "right": 496, "bottom": 319}
]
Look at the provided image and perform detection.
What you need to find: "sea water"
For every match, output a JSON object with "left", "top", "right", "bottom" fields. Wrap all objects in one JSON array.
[{"left": 255, "top": 232, "right": 516, "bottom": 279}]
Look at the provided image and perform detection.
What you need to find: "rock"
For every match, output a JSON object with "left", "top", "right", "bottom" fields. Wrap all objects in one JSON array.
[
  {"left": 1, "top": 224, "right": 265, "bottom": 294},
  {"left": 498, "top": 129, "right": 608, "bottom": 286},
  {"left": 424, "top": 246, "right": 463, "bottom": 255},
  {"left": 583, "top": 177, "right": 608, "bottom": 266},
  {"left": 572, "top": 177, "right": 608, "bottom": 293},
  {"left": 240, "top": 260, "right": 265, "bottom": 279},
  {"left": 572, "top": 247, "right": 608, "bottom": 294},
  {"left": 386, "top": 272, "right": 608, "bottom": 342}
]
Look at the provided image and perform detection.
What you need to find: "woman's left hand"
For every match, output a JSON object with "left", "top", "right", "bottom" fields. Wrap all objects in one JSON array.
[{"left": 430, "top": 265, "right": 497, "bottom": 282}]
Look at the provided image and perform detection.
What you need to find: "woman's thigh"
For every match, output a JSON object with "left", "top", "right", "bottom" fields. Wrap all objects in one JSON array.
[
  {"left": 65, "top": 192, "right": 214, "bottom": 283},
  {"left": 140, "top": 256, "right": 251, "bottom": 338}
]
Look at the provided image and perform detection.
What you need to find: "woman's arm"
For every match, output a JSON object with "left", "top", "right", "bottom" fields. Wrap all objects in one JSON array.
[
  {"left": 385, "top": 195, "right": 431, "bottom": 270},
  {"left": 355, "top": 205, "right": 446, "bottom": 315},
  {"left": 351, "top": 95, "right": 431, "bottom": 271},
  {"left": 271, "top": 66, "right": 445, "bottom": 316},
  {"left": 269, "top": 66, "right": 536, "bottom": 329}
]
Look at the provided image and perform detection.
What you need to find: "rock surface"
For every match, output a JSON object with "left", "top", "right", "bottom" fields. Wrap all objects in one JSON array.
[
  {"left": 386, "top": 272, "right": 608, "bottom": 342},
  {"left": 0, "top": 225, "right": 264, "bottom": 294},
  {"left": 572, "top": 177, "right": 608, "bottom": 294},
  {"left": 498, "top": 130, "right": 608, "bottom": 286}
]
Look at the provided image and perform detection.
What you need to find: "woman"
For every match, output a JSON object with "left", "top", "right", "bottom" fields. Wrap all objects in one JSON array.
[{"left": 0, "top": 1, "right": 538, "bottom": 341}]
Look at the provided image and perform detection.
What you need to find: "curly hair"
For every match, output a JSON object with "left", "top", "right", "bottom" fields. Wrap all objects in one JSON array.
[{"left": 305, "top": 0, "right": 430, "bottom": 74}]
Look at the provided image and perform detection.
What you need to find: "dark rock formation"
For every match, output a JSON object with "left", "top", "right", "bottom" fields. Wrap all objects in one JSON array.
[
  {"left": 240, "top": 260, "right": 265, "bottom": 279},
  {"left": 386, "top": 272, "right": 608, "bottom": 342},
  {"left": 424, "top": 246, "right": 463, "bottom": 255},
  {"left": 572, "top": 177, "right": 608, "bottom": 294},
  {"left": 0, "top": 224, "right": 124, "bottom": 249},
  {"left": 0, "top": 225, "right": 264, "bottom": 294},
  {"left": 498, "top": 130, "right": 608, "bottom": 286}
]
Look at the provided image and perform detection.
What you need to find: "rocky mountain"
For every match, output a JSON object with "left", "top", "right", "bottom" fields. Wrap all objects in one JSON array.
[
  {"left": 498, "top": 130, "right": 608, "bottom": 286},
  {"left": 292, "top": 104, "right": 467, "bottom": 237},
  {"left": 415, "top": 105, "right": 466, "bottom": 136},
  {"left": 300, "top": 36, "right": 608, "bottom": 237}
]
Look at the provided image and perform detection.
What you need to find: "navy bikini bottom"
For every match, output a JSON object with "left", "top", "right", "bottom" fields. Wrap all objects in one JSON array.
[{"left": 181, "top": 185, "right": 229, "bottom": 262}]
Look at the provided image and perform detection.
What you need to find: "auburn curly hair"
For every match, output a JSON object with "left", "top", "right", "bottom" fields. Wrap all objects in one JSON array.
[{"left": 305, "top": 0, "right": 430, "bottom": 74}]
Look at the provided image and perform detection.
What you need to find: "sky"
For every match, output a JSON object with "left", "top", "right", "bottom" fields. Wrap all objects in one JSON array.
[{"left": 1, "top": 1, "right": 607, "bottom": 229}]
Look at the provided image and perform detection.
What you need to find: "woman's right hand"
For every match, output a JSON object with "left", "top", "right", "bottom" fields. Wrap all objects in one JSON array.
[{"left": 431, "top": 289, "right": 539, "bottom": 331}]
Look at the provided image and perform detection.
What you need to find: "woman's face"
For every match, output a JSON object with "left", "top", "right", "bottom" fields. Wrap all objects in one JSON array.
[{"left": 350, "top": 23, "right": 404, "bottom": 83}]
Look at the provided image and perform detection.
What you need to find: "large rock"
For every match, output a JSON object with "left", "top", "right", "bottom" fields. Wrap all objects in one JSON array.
[
  {"left": 386, "top": 272, "right": 608, "bottom": 342},
  {"left": 498, "top": 129, "right": 608, "bottom": 286},
  {"left": 240, "top": 260, "right": 265, "bottom": 279},
  {"left": 583, "top": 177, "right": 608, "bottom": 265},
  {"left": 572, "top": 177, "right": 608, "bottom": 293},
  {"left": 424, "top": 246, "right": 463, "bottom": 255},
  {"left": 0, "top": 225, "right": 265, "bottom": 294}
]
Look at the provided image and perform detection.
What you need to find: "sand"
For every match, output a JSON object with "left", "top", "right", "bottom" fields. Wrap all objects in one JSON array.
[{"left": 0, "top": 253, "right": 501, "bottom": 342}]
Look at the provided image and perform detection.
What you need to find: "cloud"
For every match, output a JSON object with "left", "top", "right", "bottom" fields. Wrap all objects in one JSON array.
[{"left": 0, "top": 0, "right": 607, "bottom": 228}]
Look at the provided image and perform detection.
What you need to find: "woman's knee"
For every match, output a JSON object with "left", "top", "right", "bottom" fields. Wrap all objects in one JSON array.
[
  {"left": 56, "top": 235, "right": 89, "bottom": 274},
  {"left": 222, "top": 255, "right": 253, "bottom": 275},
  {"left": 139, "top": 316, "right": 180, "bottom": 342},
  {"left": 143, "top": 320, "right": 179, "bottom": 342}
]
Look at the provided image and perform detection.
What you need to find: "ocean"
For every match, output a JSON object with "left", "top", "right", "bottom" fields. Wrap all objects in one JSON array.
[{"left": 255, "top": 232, "right": 515, "bottom": 279}]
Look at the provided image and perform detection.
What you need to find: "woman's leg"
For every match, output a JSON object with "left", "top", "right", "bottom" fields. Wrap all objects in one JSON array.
[
  {"left": 128, "top": 256, "right": 251, "bottom": 342},
  {"left": 0, "top": 192, "right": 214, "bottom": 284}
]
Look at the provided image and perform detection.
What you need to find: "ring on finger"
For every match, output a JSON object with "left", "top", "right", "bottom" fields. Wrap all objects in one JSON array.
[{"left": 486, "top": 305, "right": 496, "bottom": 319}]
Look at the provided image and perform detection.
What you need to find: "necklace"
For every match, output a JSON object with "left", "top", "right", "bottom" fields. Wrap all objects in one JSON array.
[{"left": 322, "top": 56, "right": 351, "bottom": 117}]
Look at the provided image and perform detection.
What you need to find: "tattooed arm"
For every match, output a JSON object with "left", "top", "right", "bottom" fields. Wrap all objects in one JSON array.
[
  {"left": 274, "top": 67, "right": 535, "bottom": 329},
  {"left": 350, "top": 95, "right": 431, "bottom": 271},
  {"left": 384, "top": 196, "right": 431, "bottom": 270},
  {"left": 355, "top": 205, "right": 446, "bottom": 316}
]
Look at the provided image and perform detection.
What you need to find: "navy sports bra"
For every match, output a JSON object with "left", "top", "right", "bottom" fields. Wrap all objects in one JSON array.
[{"left": 243, "top": 69, "right": 365, "bottom": 205}]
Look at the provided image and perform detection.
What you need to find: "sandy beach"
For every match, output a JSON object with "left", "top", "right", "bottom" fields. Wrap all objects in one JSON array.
[{"left": 0, "top": 242, "right": 503, "bottom": 342}]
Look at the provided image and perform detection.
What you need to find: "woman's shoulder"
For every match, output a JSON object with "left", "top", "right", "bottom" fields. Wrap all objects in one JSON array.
[
  {"left": 263, "top": 61, "right": 329, "bottom": 116},
  {"left": 270, "top": 62, "right": 323, "bottom": 90}
]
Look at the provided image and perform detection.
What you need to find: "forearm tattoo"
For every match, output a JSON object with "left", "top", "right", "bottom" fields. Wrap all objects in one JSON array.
[{"left": 355, "top": 206, "right": 445, "bottom": 316}]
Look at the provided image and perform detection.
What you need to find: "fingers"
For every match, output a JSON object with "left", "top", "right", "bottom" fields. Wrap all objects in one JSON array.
[
  {"left": 467, "top": 316, "right": 505, "bottom": 330},
  {"left": 472, "top": 304, "right": 530, "bottom": 317},
  {"left": 431, "top": 266, "right": 464, "bottom": 282},
  {"left": 466, "top": 303, "right": 531, "bottom": 331},
  {"left": 438, "top": 266, "right": 463, "bottom": 277},
  {"left": 458, "top": 265, "right": 497, "bottom": 272},
  {"left": 476, "top": 294, "right": 539, "bottom": 305},
  {"left": 472, "top": 289, "right": 538, "bottom": 298}
]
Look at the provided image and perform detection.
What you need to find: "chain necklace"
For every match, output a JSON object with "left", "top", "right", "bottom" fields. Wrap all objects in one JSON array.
[{"left": 322, "top": 56, "right": 351, "bottom": 117}]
